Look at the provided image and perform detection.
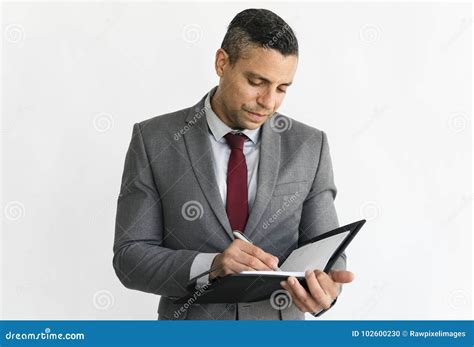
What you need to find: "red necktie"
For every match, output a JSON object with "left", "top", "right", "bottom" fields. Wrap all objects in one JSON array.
[{"left": 224, "top": 133, "right": 249, "bottom": 232}]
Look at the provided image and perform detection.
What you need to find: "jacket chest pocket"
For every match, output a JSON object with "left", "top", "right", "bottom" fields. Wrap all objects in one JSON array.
[{"left": 273, "top": 181, "right": 308, "bottom": 196}]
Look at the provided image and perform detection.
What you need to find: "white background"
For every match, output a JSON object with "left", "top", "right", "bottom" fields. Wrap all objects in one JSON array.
[{"left": 1, "top": 1, "right": 472, "bottom": 320}]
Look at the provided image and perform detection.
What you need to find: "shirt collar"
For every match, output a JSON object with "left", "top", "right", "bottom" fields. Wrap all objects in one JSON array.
[{"left": 204, "top": 86, "right": 261, "bottom": 144}]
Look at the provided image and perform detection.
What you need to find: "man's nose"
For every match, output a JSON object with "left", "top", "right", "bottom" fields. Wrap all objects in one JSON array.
[{"left": 256, "top": 89, "right": 275, "bottom": 112}]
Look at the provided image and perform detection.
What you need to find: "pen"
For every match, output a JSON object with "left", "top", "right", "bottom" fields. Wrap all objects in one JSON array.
[{"left": 232, "top": 231, "right": 281, "bottom": 271}]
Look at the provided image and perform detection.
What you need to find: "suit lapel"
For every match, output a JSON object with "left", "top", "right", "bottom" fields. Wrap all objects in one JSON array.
[
  {"left": 244, "top": 120, "right": 281, "bottom": 240},
  {"left": 183, "top": 97, "right": 234, "bottom": 241},
  {"left": 183, "top": 94, "right": 282, "bottom": 242}
]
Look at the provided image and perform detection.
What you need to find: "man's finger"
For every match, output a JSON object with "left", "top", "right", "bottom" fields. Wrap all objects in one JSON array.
[
  {"left": 329, "top": 270, "right": 355, "bottom": 283},
  {"left": 287, "top": 276, "right": 318, "bottom": 312},
  {"left": 237, "top": 241, "right": 279, "bottom": 269},
  {"left": 280, "top": 281, "right": 307, "bottom": 312},
  {"left": 305, "top": 270, "right": 329, "bottom": 302},
  {"left": 226, "top": 259, "right": 254, "bottom": 275},
  {"left": 234, "top": 252, "right": 272, "bottom": 271},
  {"left": 314, "top": 270, "right": 339, "bottom": 299}
]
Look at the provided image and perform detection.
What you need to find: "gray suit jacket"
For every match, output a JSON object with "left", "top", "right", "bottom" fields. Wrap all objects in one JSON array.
[{"left": 112, "top": 90, "right": 346, "bottom": 320}]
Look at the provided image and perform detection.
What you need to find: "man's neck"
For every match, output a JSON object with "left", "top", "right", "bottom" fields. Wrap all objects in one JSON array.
[{"left": 210, "top": 87, "right": 241, "bottom": 130}]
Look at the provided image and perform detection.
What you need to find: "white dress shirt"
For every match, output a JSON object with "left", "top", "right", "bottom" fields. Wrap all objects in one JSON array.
[{"left": 189, "top": 87, "right": 262, "bottom": 287}]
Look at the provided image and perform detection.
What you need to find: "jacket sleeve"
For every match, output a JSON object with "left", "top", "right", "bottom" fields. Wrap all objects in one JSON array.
[
  {"left": 298, "top": 131, "right": 346, "bottom": 317},
  {"left": 112, "top": 123, "right": 199, "bottom": 298}
]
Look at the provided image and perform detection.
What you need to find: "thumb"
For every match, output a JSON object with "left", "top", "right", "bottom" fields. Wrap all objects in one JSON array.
[{"left": 330, "top": 270, "right": 355, "bottom": 284}]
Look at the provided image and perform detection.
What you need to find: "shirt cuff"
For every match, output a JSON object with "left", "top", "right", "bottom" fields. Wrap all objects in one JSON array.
[{"left": 189, "top": 253, "right": 220, "bottom": 289}]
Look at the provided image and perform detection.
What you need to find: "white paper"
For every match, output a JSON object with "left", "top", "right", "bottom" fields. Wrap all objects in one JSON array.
[
  {"left": 239, "top": 271, "right": 306, "bottom": 277},
  {"left": 239, "top": 230, "right": 350, "bottom": 276},
  {"left": 280, "top": 231, "right": 350, "bottom": 272}
]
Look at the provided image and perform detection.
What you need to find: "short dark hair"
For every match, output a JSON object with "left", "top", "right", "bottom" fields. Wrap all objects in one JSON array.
[{"left": 221, "top": 8, "right": 299, "bottom": 65}]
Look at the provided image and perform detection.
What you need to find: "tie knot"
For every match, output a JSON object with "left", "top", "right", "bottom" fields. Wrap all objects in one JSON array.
[{"left": 224, "top": 132, "right": 247, "bottom": 151}]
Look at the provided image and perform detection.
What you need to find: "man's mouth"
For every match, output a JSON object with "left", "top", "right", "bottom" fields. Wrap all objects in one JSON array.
[{"left": 245, "top": 110, "right": 267, "bottom": 118}]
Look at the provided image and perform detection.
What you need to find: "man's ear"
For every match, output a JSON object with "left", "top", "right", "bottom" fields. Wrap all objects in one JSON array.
[{"left": 215, "top": 48, "right": 230, "bottom": 77}]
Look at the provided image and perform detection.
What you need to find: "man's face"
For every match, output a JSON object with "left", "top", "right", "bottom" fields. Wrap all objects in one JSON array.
[{"left": 214, "top": 46, "right": 298, "bottom": 130}]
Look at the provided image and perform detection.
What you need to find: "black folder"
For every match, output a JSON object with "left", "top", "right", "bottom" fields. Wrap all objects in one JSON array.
[{"left": 174, "top": 219, "right": 366, "bottom": 304}]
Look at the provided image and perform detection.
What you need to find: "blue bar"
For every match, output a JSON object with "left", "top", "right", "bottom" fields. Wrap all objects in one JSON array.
[{"left": 1, "top": 321, "right": 473, "bottom": 346}]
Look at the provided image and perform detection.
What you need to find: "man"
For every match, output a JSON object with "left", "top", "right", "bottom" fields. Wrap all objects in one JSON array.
[{"left": 113, "top": 8, "right": 354, "bottom": 320}]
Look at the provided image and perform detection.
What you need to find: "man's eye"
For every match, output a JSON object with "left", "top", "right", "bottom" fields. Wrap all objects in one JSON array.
[
  {"left": 278, "top": 88, "right": 287, "bottom": 94},
  {"left": 248, "top": 80, "right": 261, "bottom": 86}
]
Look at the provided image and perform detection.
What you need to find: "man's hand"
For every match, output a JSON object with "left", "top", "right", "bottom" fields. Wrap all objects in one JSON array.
[
  {"left": 209, "top": 240, "right": 279, "bottom": 280},
  {"left": 280, "top": 269, "right": 355, "bottom": 314}
]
